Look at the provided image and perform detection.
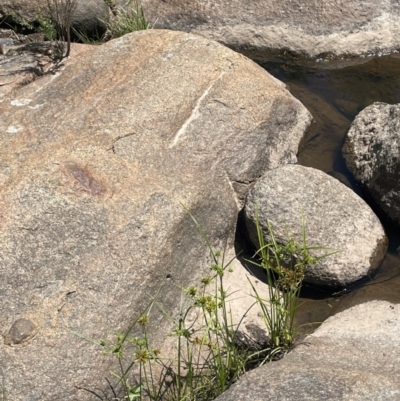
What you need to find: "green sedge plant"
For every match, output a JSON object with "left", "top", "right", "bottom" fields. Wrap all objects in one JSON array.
[
  {"left": 85, "top": 234, "right": 256, "bottom": 399},
  {"left": 83, "top": 209, "right": 333, "bottom": 400},
  {"left": 161, "top": 209, "right": 254, "bottom": 400},
  {"left": 247, "top": 208, "right": 336, "bottom": 355},
  {"left": 74, "top": 295, "right": 161, "bottom": 401},
  {"left": 83, "top": 211, "right": 260, "bottom": 400}
]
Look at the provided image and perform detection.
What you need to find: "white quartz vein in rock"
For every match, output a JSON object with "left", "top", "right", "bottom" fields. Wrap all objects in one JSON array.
[{"left": 169, "top": 71, "right": 226, "bottom": 148}]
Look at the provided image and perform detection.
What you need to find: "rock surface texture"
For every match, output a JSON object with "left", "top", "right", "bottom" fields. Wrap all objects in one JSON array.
[
  {"left": 245, "top": 165, "right": 387, "bottom": 288},
  {"left": 215, "top": 301, "right": 400, "bottom": 401},
  {"left": 343, "top": 102, "right": 400, "bottom": 227},
  {"left": 0, "top": 30, "right": 311, "bottom": 400},
  {"left": 0, "top": 42, "right": 53, "bottom": 102},
  {"left": 0, "top": 41, "right": 91, "bottom": 101},
  {"left": 138, "top": 0, "right": 400, "bottom": 58}
]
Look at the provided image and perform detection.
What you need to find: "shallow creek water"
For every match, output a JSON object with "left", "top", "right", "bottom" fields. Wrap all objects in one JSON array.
[{"left": 240, "top": 54, "right": 400, "bottom": 332}]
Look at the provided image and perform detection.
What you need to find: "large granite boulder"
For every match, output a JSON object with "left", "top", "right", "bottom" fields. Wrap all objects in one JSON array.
[
  {"left": 139, "top": 0, "right": 400, "bottom": 59},
  {"left": 245, "top": 165, "right": 387, "bottom": 288},
  {"left": 215, "top": 301, "right": 400, "bottom": 401},
  {"left": 343, "top": 102, "right": 400, "bottom": 227},
  {"left": 0, "top": 30, "right": 311, "bottom": 400}
]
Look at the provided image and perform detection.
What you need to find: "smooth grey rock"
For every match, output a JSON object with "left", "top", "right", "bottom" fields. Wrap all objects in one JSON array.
[
  {"left": 0, "top": 30, "right": 310, "bottom": 400},
  {"left": 343, "top": 102, "right": 400, "bottom": 227},
  {"left": 245, "top": 165, "right": 387, "bottom": 288},
  {"left": 138, "top": 0, "right": 400, "bottom": 59},
  {"left": 215, "top": 301, "right": 400, "bottom": 401},
  {"left": 70, "top": 0, "right": 108, "bottom": 37}
]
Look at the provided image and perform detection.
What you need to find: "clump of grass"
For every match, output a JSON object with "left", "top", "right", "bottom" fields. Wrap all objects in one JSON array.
[
  {"left": 247, "top": 209, "right": 334, "bottom": 352},
  {"left": 72, "top": 27, "right": 106, "bottom": 45},
  {"left": 3, "top": 0, "right": 150, "bottom": 51},
  {"left": 85, "top": 228, "right": 254, "bottom": 400},
  {"left": 73, "top": 0, "right": 151, "bottom": 45},
  {"left": 105, "top": 0, "right": 151, "bottom": 40},
  {"left": 82, "top": 209, "right": 331, "bottom": 400}
]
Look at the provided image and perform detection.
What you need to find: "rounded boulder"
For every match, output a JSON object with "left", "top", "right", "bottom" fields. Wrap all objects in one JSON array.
[
  {"left": 343, "top": 102, "right": 400, "bottom": 227},
  {"left": 245, "top": 165, "right": 387, "bottom": 288}
]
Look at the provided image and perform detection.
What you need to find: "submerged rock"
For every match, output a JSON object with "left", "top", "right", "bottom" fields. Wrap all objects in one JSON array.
[
  {"left": 326, "top": 171, "right": 353, "bottom": 190},
  {"left": 343, "top": 102, "right": 400, "bottom": 227},
  {"left": 215, "top": 301, "right": 400, "bottom": 401},
  {"left": 245, "top": 165, "right": 387, "bottom": 288},
  {"left": 0, "top": 30, "right": 310, "bottom": 400}
]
